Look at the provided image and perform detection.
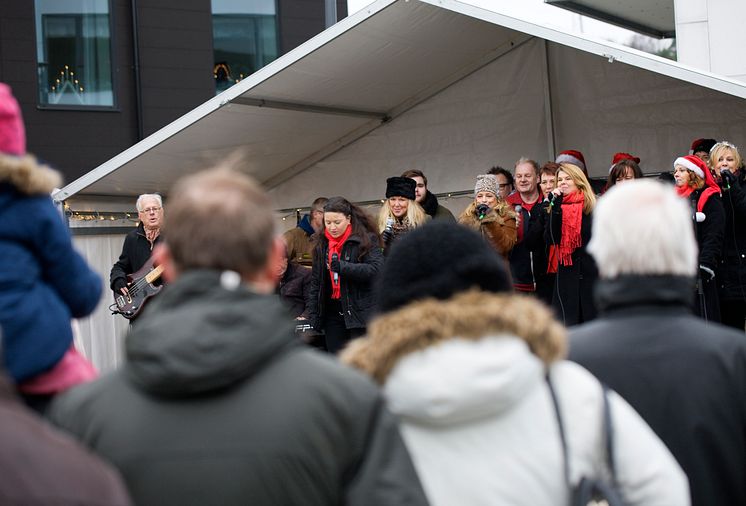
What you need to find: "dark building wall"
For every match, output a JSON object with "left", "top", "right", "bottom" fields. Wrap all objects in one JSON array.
[
  {"left": 278, "top": 0, "right": 347, "bottom": 53},
  {"left": 0, "top": 0, "right": 346, "bottom": 184}
]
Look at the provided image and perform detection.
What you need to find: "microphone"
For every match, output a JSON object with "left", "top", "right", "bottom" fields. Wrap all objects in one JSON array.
[
  {"left": 721, "top": 168, "right": 733, "bottom": 190},
  {"left": 514, "top": 205, "right": 522, "bottom": 227},
  {"left": 546, "top": 192, "right": 555, "bottom": 206},
  {"left": 331, "top": 253, "right": 339, "bottom": 285},
  {"left": 385, "top": 217, "right": 395, "bottom": 233},
  {"left": 475, "top": 204, "right": 490, "bottom": 220}
]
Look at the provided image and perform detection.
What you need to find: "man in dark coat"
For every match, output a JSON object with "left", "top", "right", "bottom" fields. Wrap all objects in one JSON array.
[
  {"left": 50, "top": 164, "right": 429, "bottom": 506},
  {"left": 568, "top": 180, "right": 746, "bottom": 506},
  {"left": 109, "top": 193, "right": 164, "bottom": 296}
]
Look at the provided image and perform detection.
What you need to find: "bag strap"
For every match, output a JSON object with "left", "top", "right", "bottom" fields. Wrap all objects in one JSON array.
[
  {"left": 545, "top": 371, "right": 571, "bottom": 487},
  {"left": 546, "top": 372, "right": 617, "bottom": 488},
  {"left": 601, "top": 384, "right": 617, "bottom": 478}
]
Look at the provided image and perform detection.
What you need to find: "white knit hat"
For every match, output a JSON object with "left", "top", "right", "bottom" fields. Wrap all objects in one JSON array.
[{"left": 474, "top": 174, "right": 498, "bottom": 197}]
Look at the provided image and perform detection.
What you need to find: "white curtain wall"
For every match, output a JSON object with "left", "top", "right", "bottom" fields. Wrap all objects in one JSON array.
[{"left": 72, "top": 232, "right": 129, "bottom": 373}]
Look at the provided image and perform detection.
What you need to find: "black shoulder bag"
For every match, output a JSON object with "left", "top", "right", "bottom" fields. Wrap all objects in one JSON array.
[{"left": 546, "top": 373, "right": 627, "bottom": 506}]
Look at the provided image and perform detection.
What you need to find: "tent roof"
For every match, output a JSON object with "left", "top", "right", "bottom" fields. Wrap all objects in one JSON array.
[
  {"left": 544, "top": 0, "right": 675, "bottom": 39},
  {"left": 54, "top": 0, "right": 746, "bottom": 204}
]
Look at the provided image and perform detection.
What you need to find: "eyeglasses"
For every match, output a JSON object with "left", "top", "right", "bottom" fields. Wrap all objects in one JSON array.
[
  {"left": 497, "top": 183, "right": 511, "bottom": 189},
  {"left": 140, "top": 206, "right": 162, "bottom": 214}
]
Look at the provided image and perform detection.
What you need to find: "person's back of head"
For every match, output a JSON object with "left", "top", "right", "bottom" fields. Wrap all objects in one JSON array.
[
  {"left": 589, "top": 179, "right": 697, "bottom": 279},
  {"left": 165, "top": 163, "right": 275, "bottom": 278},
  {"left": 377, "top": 222, "right": 513, "bottom": 312}
]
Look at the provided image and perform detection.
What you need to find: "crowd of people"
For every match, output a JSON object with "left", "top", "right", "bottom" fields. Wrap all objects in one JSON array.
[{"left": 1, "top": 78, "right": 746, "bottom": 506}]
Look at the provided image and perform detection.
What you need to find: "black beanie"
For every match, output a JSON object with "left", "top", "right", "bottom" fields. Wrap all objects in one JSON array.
[
  {"left": 377, "top": 222, "right": 513, "bottom": 312},
  {"left": 385, "top": 177, "right": 416, "bottom": 201}
]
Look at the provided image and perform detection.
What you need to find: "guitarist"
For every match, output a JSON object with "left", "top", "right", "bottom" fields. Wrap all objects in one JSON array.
[{"left": 110, "top": 194, "right": 165, "bottom": 316}]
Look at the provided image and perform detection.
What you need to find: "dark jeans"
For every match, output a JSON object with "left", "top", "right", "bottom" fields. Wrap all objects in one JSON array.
[{"left": 323, "top": 299, "right": 364, "bottom": 355}]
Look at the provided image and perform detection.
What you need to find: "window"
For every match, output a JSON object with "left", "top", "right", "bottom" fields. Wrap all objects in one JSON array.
[
  {"left": 212, "top": 0, "right": 279, "bottom": 94},
  {"left": 35, "top": 0, "right": 114, "bottom": 107}
]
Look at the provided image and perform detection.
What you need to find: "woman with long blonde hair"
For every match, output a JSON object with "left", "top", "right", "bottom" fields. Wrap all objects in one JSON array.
[
  {"left": 377, "top": 177, "right": 429, "bottom": 252},
  {"left": 543, "top": 163, "right": 597, "bottom": 326}
]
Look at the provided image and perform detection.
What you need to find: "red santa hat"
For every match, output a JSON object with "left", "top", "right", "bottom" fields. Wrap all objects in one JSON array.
[
  {"left": 674, "top": 155, "right": 707, "bottom": 179},
  {"left": 555, "top": 150, "right": 586, "bottom": 172},
  {"left": 0, "top": 83, "right": 26, "bottom": 156},
  {"left": 674, "top": 154, "right": 721, "bottom": 212},
  {"left": 609, "top": 152, "right": 640, "bottom": 173}
]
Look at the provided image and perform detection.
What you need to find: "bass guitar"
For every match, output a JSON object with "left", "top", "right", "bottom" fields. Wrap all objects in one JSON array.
[{"left": 111, "top": 261, "right": 164, "bottom": 320}]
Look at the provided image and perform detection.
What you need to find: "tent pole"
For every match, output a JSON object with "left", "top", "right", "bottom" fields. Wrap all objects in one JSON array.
[{"left": 541, "top": 39, "right": 556, "bottom": 161}]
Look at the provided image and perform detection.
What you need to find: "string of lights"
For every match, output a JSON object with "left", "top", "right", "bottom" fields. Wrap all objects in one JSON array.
[{"left": 64, "top": 189, "right": 476, "bottom": 225}]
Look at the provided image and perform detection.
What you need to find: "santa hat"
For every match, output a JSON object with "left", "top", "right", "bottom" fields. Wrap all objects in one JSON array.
[
  {"left": 0, "top": 83, "right": 26, "bottom": 156},
  {"left": 474, "top": 174, "right": 498, "bottom": 197},
  {"left": 689, "top": 138, "right": 717, "bottom": 156},
  {"left": 609, "top": 152, "right": 640, "bottom": 173},
  {"left": 674, "top": 155, "right": 721, "bottom": 213},
  {"left": 674, "top": 155, "right": 707, "bottom": 179},
  {"left": 555, "top": 150, "right": 586, "bottom": 172}
]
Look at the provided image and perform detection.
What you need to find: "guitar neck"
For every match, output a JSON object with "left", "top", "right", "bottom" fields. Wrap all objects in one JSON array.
[{"left": 144, "top": 265, "right": 164, "bottom": 284}]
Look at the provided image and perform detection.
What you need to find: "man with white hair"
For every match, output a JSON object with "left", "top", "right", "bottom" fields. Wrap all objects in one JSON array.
[
  {"left": 110, "top": 193, "right": 164, "bottom": 302},
  {"left": 568, "top": 179, "right": 746, "bottom": 506}
]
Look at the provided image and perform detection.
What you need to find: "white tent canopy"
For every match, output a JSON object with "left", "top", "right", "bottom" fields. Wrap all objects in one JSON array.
[
  {"left": 55, "top": 0, "right": 746, "bottom": 212},
  {"left": 55, "top": 0, "right": 746, "bottom": 372}
]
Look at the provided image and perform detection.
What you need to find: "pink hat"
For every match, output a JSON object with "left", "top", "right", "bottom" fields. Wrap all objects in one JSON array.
[
  {"left": 609, "top": 152, "right": 640, "bottom": 173},
  {"left": 0, "top": 83, "right": 26, "bottom": 156},
  {"left": 555, "top": 149, "right": 586, "bottom": 172}
]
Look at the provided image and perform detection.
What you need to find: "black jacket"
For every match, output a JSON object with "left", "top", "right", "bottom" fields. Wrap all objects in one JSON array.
[
  {"left": 569, "top": 275, "right": 746, "bottom": 506},
  {"left": 543, "top": 197, "right": 597, "bottom": 326},
  {"left": 507, "top": 194, "right": 548, "bottom": 294},
  {"left": 718, "top": 171, "right": 746, "bottom": 301},
  {"left": 109, "top": 223, "right": 163, "bottom": 292},
  {"left": 277, "top": 262, "right": 311, "bottom": 318},
  {"left": 687, "top": 189, "right": 725, "bottom": 321},
  {"left": 308, "top": 233, "right": 383, "bottom": 330},
  {"left": 49, "top": 270, "right": 428, "bottom": 506}
]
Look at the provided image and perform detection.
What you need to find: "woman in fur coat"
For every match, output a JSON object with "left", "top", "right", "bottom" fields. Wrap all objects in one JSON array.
[
  {"left": 342, "top": 222, "right": 689, "bottom": 506},
  {"left": 458, "top": 174, "right": 517, "bottom": 259}
]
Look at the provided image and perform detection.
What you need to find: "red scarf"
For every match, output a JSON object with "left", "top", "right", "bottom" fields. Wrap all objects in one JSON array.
[
  {"left": 506, "top": 193, "right": 538, "bottom": 242},
  {"left": 548, "top": 191, "right": 584, "bottom": 273},
  {"left": 677, "top": 174, "right": 721, "bottom": 213},
  {"left": 325, "top": 226, "right": 353, "bottom": 299}
]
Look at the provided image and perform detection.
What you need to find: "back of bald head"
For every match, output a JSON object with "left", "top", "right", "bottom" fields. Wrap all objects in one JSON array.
[{"left": 165, "top": 164, "right": 275, "bottom": 277}]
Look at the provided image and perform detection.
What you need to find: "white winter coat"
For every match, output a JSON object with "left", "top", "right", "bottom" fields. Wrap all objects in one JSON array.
[{"left": 342, "top": 291, "right": 689, "bottom": 506}]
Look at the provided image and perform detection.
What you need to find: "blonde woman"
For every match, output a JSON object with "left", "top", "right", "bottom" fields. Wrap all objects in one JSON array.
[
  {"left": 543, "top": 163, "right": 598, "bottom": 326},
  {"left": 458, "top": 174, "right": 517, "bottom": 259},
  {"left": 709, "top": 142, "right": 746, "bottom": 330},
  {"left": 377, "top": 177, "right": 429, "bottom": 252}
]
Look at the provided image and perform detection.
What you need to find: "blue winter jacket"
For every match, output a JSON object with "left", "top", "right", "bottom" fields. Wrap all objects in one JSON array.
[{"left": 0, "top": 181, "right": 101, "bottom": 382}]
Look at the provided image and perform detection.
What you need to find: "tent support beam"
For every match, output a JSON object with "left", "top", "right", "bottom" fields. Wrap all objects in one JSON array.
[
  {"left": 264, "top": 32, "right": 535, "bottom": 190},
  {"left": 541, "top": 39, "right": 556, "bottom": 162},
  {"left": 230, "top": 97, "right": 389, "bottom": 120}
]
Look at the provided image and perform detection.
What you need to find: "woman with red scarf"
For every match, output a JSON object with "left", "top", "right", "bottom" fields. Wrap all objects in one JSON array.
[
  {"left": 673, "top": 155, "right": 725, "bottom": 322},
  {"left": 308, "top": 197, "right": 383, "bottom": 354},
  {"left": 543, "top": 163, "right": 598, "bottom": 326}
]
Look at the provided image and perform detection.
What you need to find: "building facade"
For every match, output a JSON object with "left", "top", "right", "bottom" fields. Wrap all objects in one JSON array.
[{"left": 0, "top": 0, "right": 347, "bottom": 183}]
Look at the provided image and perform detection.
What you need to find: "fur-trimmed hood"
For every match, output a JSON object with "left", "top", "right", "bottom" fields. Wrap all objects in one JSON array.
[
  {"left": 0, "top": 154, "right": 62, "bottom": 195},
  {"left": 341, "top": 290, "right": 565, "bottom": 384},
  {"left": 341, "top": 290, "right": 566, "bottom": 425}
]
